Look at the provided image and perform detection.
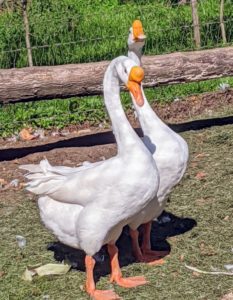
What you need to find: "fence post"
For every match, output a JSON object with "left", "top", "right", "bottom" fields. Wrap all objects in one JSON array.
[
  {"left": 21, "top": 0, "right": 33, "bottom": 67},
  {"left": 191, "top": 0, "right": 201, "bottom": 48},
  {"left": 220, "top": 0, "right": 227, "bottom": 44}
]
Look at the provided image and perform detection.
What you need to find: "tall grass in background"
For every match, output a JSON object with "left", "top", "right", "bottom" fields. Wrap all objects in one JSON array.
[
  {"left": 0, "top": 0, "right": 233, "bottom": 68},
  {"left": 0, "top": 0, "right": 233, "bottom": 137}
]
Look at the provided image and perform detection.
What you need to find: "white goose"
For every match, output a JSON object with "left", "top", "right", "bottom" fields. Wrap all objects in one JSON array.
[
  {"left": 126, "top": 20, "right": 189, "bottom": 263},
  {"left": 20, "top": 56, "right": 159, "bottom": 300}
]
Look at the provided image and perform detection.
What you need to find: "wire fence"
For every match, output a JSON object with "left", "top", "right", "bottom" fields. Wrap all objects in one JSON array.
[
  {"left": 0, "top": 0, "right": 233, "bottom": 68},
  {"left": 0, "top": 0, "right": 233, "bottom": 138}
]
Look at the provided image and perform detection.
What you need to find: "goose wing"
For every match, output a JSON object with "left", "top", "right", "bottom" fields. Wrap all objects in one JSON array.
[{"left": 20, "top": 158, "right": 118, "bottom": 207}]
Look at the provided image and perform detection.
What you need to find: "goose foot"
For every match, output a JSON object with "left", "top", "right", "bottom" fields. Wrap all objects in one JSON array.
[
  {"left": 111, "top": 275, "right": 148, "bottom": 288},
  {"left": 108, "top": 243, "right": 148, "bottom": 288},
  {"left": 142, "top": 248, "right": 169, "bottom": 258},
  {"left": 141, "top": 243, "right": 169, "bottom": 265},
  {"left": 141, "top": 222, "right": 169, "bottom": 265},
  {"left": 85, "top": 255, "right": 121, "bottom": 300},
  {"left": 141, "top": 255, "right": 165, "bottom": 266},
  {"left": 130, "top": 226, "right": 168, "bottom": 265},
  {"left": 90, "top": 290, "right": 122, "bottom": 300}
]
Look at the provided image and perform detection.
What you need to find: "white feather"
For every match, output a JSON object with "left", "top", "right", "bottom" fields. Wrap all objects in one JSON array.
[{"left": 20, "top": 56, "right": 159, "bottom": 257}]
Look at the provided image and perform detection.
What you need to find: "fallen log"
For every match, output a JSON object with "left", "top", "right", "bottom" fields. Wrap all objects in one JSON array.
[{"left": 1, "top": 46, "right": 233, "bottom": 103}]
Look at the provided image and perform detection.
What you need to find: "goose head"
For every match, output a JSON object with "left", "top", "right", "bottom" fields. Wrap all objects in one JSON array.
[
  {"left": 115, "top": 58, "right": 145, "bottom": 107},
  {"left": 128, "top": 20, "right": 146, "bottom": 50}
]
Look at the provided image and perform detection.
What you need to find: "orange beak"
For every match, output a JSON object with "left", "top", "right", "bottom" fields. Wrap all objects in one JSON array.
[
  {"left": 126, "top": 66, "right": 145, "bottom": 107},
  {"left": 132, "top": 20, "right": 146, "bottom": 41}
]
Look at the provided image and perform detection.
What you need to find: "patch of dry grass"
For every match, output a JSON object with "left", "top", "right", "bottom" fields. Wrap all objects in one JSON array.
[{"left": 0, "top": 123, "right": 233, "bottom": 300}]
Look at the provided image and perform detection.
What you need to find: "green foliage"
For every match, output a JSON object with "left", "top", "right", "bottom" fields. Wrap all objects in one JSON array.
[
  {"left": 1, "top": 76, "right": 233, "bottom": 137},
  {"left": 0, "top": 0, "right": 233, "bottom": 137},
  {"left": 0, "top": 0, "right": 233, "bottom": 68}
]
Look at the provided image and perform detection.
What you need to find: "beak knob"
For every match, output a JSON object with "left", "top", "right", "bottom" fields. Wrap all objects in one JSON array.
[{"left": 129, "top": 66, "right": 145, "bottom": 83}]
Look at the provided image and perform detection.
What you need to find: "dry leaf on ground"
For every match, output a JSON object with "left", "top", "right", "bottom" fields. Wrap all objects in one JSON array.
[
  {"left": 22, "top": 263, "right": 71, "bottom": 282},
  {"left": 0, "top": 178, "right": 8, "bottom": 186},
  {"left": 19, "top": 128, "right": 36, "bottom": 141}
]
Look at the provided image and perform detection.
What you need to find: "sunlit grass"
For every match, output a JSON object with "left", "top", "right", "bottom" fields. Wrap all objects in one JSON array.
[
  {"left": 1, "top": 76, "right": 233, "bottom": 137},
  {"left": 0, "top": 117, "right": 232, "bottom": 299}
]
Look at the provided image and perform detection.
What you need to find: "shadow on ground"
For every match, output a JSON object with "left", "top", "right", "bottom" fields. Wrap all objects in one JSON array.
[
  {"left": 1, "top": 115, "right": 233, "bottom": 161},
  {"left": 48, "top": 211, "right": 197, "bottom": 281}
]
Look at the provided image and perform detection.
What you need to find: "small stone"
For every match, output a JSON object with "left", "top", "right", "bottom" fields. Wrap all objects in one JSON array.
[
  {"left": 9, "top": 179, "right": 20, "bottom": 188},
  {"left": 51, "top": 131, "right": 59, "bottom": 137},
  {"left": 60, "top": 130, "right": 69, "bottom": 137},
  {"left": 16, "top": 235, "right": 26, "bottom": 249},
  {"left": 34, "top": 129, "right": 45, "bottom": 139},
  {"left": 6, "top": 135, "right": 18, "bottom": 142}
]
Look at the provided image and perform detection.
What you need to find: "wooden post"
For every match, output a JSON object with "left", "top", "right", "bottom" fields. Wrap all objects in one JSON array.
[
  {"left": 21, "top": 0, "right": 33, "bottom": 67},
  {"left": 220, "top": 0, "right": 227, "bottom": 44},
  {"left": 191, "top": 0, "right": 201, "bottom": 48}
]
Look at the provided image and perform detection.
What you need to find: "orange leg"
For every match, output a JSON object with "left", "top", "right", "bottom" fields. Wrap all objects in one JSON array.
[
  {"left": 141, "top": 222, "right": 169, "bottom": 266},
  {"left": 107, "top": 243, "right": 148, "bottom": 288},
  {"left": 129, "top": 228, "right": 144, "bottom": 262},
  {"left": 85, "top": 255, "right": 121, "bottom": 300},
  {"left": 130, "top": 224, "right": 167, "bottom": 266}
]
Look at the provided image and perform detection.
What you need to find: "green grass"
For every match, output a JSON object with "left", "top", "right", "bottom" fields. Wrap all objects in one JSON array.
[
  {"left": 1, "top": 76, "right": 233, "bottom": 137},
  {"left": 0, "top": 121, "right": 233, "bottom": 299},
  {"left": 1, "top": 0, "right": 233, "bottom": 137},
  {"left": 0, "top": 0, "right": 233, "bottom": 68}
]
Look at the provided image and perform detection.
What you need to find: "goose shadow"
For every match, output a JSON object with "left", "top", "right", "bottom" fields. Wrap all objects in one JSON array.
[
  {"left": 47, "top": 210, "right": 197, "bottom": 282},
  {"left": 1, "top": 115, "right": 233, "bottom": 161}
]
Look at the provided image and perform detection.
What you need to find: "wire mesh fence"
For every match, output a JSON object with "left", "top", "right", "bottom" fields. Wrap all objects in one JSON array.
[
  {"left": 0, "top": 0, "right": 233, "bottom": 68},
  {"left": 0, "top": 0, "right": 233, "bottom": 138}
]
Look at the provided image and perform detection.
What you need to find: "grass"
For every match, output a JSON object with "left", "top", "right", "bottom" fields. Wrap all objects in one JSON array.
[
  {"left": 1, "top": 0, "right": 233, "bottom": 137},
  {"left": 0, "top": 0, "right": 233, "bottom": 68},
  {"left": 1, "top": 76, "right": 233, "bottom": 137},
  {"left": 0, "top": 117, "right": 233, "bottom": 299}
]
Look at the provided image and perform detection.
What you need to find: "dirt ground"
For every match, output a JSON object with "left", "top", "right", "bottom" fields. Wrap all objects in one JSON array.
[
  {"left": 1, "top": 88, "right": 233, "bottom": 151},
  {"left": 0, "top": 91, "right": 233, "bottom": 300},
  {"left": 0, "top": 89, "right": 232, "bottom": 215},
  {"left": 1, "top": 89, "right": 233, "bottom": 212}
]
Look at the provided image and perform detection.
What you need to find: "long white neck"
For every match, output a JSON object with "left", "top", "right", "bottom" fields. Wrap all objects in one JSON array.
[
  {"left": 103, "top": 57, "right": 143, "bottom": 155},
  {"left": 127, "top": 39, "right": 144, "bottom": 66},
  {"left": 133, "top": 88, "right": 171, "bottom": 135},
  {"left": 128, "top": 45, "right": 173, "bottom": 136},
  {"left": 128, "top": 49, "right": 141, "bottom": 66}
]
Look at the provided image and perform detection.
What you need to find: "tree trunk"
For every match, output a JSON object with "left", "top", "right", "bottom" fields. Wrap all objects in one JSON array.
[{"left": 1, "top": 46, "right": 233, "bottom": 104}]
